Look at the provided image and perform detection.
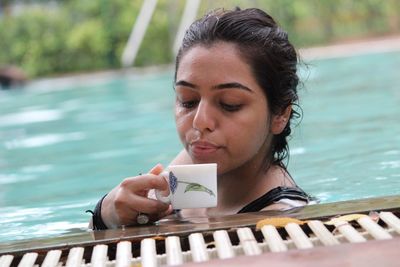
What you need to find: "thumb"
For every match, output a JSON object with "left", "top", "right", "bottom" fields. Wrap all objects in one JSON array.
[{"left": 148, "top": 163, "right": 164, "bottom": 175}]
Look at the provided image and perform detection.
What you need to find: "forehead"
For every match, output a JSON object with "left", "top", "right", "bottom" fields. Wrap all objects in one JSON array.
[{"left": 176, "top": 42, "right": 263, "bottom": 94}]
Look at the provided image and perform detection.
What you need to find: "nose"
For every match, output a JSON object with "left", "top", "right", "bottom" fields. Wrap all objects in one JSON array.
[{"left": 192, "top": 100, "right": 216, "bottom": 133}]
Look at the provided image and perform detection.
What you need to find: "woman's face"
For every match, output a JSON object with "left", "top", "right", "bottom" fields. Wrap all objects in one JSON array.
[{"left": 175, "top": 42, "right": 273, "bottom": 175}]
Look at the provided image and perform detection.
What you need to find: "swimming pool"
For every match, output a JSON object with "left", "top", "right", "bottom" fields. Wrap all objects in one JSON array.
[{"left": 1, "top": 51, "right": 399, "bottom": 243}]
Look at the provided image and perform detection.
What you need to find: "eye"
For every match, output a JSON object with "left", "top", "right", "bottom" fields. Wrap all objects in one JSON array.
[
  {"left": 220, "top": 102, "right": 243, "bottom": 112},
  {"left": 179, "top": 99, "right": 198, "bottom": 109}
]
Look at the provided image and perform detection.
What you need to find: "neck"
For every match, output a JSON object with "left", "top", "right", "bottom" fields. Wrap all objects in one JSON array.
[
  {"left": 215, "top": 140, "right": 275, "bottom": 210},
  {"left": 218, "top": 164, "right": 265, "bottom": 207}
]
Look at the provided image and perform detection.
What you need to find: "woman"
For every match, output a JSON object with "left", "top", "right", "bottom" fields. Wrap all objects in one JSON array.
[{"left": 89, "top": 7, "right": 313, "bottom": 230}]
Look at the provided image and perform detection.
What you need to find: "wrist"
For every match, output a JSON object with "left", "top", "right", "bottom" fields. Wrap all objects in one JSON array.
[
  {"left": 101, "top": 194, "right": 120, "bottom": 229},
  {"left": 88, "top": 194, "right": 108, "bottom": 230}
]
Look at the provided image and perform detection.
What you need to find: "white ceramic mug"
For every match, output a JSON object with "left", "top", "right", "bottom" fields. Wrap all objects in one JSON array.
[{"left": 155, "top": 163, "right": 217, "bottom": 209}]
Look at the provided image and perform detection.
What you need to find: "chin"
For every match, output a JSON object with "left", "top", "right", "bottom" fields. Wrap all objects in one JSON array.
[
  {"left": 191, "top": 157, "right": 215, "bottom": 165},
  {"left": 190, "top": 155, "right": 221, "bottom": 168}
]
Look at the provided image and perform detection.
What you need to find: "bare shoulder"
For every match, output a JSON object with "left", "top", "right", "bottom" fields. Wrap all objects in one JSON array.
[
  {"left": 270, "top": 165, "right": 297, "bottom": 187},
  {"left": 169, "top": 149, "right": 193, "bottom": 165}
]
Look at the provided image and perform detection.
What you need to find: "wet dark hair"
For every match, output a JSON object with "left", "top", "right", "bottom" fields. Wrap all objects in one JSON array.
[{"left": 174, "top": 7, "right": 300, "bottom": 169}]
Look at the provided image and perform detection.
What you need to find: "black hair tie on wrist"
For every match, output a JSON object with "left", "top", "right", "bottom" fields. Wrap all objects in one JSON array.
[{"left": 86, "top": 194, "right": 108, "bottom": 230}]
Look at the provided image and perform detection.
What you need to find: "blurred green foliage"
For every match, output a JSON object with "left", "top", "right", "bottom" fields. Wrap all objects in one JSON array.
[{"left": 0, "top": 0, "right": 399, "bottom": 78}]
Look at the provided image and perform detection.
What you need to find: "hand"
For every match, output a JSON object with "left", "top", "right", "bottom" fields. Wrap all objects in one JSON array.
[{"left": 101, "top": 164, "right": 172, "bottom": 228}]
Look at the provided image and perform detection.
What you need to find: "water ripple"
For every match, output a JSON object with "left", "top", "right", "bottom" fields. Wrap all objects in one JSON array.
[
  {"left": 379, "top": 160, "right": 400, "bottom": 169},
  {"left": 0, "top": 174, "right": 36, "bottom": 185},
  {"left": 0, "top": 109, "right": 63, "bottom": 126},
  {"left": 4, "top": 132, "right": 85, "bottom": 149},
  {"left": 384, "top": 150, "right": 400, "bottom": 155},
  {"left": 0, "top": 221, "right": 88, "bottom": 241},
  {"left": 21, "top": 165, "right": 53, "bottom": 173},
  {"left": 0, "top": 207, "right": 53, "bottom": 224},
  {"left": 291, "top": 147, "right": 306, "bottom": 155}
]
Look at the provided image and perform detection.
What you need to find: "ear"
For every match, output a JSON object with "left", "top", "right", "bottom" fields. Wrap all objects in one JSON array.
[{"left": 271, "top": 105, "right": 292, "bottom": 135}]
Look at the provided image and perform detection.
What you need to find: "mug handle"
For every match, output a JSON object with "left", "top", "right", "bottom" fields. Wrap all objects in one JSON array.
[{"left": 155, "top": 171, "right": 171, "bottom": 204}]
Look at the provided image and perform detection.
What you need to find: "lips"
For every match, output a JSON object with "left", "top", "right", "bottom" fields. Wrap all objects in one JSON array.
[{"left": 190, "top": 141, "right": 221, "bottom": 159}]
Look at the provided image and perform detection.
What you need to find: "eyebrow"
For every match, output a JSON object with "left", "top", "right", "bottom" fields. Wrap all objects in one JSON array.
[
  {"left": 175, "top": 80, "right": 198, "bottom": 89},
  {"left": 175, "top": 80, "right": 253, "bottom": 92}
]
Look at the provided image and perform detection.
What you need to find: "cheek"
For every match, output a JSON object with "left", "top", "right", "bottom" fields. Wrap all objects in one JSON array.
[
  {"left": 175, "top": 107, "right": 191, "bottom": 142},
  {"left": 249, "top": 123, "right": 269, "bottom": 153},
  {"left": 216, "top": 117, "right": 268, "bottom": 174},
  {"left": 226, "top": 108, "right": 269, "bottom": 156},
  {"left": 231, "top": 120, "right": 268, "bottom": 150}
]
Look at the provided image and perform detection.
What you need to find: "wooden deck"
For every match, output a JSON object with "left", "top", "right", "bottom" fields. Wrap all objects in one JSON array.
[
  {"left": 1, "top": 195, "right": 399, "bottom": 266},
  {"left": 182, "top": 237, "right": 400, "bottom": 267}
]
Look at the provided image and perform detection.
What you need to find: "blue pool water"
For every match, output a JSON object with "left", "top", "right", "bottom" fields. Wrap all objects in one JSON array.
[{"left": 1, "top": 51, "right": 400, "bottom": 243}]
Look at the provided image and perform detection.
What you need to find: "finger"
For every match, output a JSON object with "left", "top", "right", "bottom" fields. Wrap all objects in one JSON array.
[
  {"left": 121, "top": 174, "right": 169, "bottom": 192},
  {"left": 132, "top": 195, "right": 170, "bottom": 214},
  {"left": 148, "top": 163, "right": 164, "bottom": 175},
  {"left": 114, "top": 204, "right": 140, "bottom": 225},
  {"left": 148, "top": 205, "right": 174, "bottom": 222},
  {"left": 159, "top": 205, "right": 174, "bottom": 218},
  {"left": 116, "top": 196, "right": 169, "bottom": 225}
]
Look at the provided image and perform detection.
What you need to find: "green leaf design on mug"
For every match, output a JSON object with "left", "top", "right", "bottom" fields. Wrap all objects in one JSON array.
[
  {"left": 169, "top": 171, "right": 215, "bottom": 197},
  {"left": 183, "top": 183, "right": 215, "bottom": 197}
]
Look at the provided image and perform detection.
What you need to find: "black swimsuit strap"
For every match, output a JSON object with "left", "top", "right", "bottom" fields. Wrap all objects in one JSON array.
[{"left": 237, "top": 186, "right": 312, "bottom": 213}]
